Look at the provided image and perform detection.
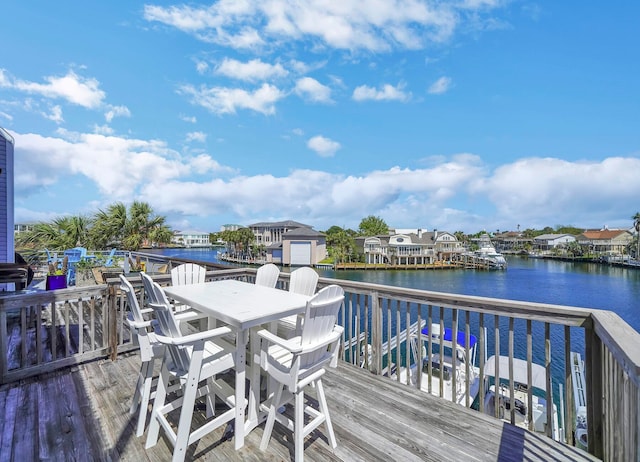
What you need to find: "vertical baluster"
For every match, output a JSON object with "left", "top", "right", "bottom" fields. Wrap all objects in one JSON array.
[
  {"left": 545, "top": 322, "right": 552, "bottom": 439},
  {"left": 439, "top": 307, "right": 445, "bottom": 398},
  {"left": 416, "top": 304, "right": 423, "bottom": 391},
  {"left": 452, "top": 309, "right": 458, "bottom": 403},
  {"left": 479, "top": 313, "right": 485, "bottom": 414},
  {"left": 386, "top": 298, "right": 392, "bottom": 376},
  {"left": 508, "top": 317, "right": 515, "bottom": 425},
  {"left": 405, "top": 301, "right": 411, "bottom": 386},
  {"left": 494, "top": 315, "right": 500, "bottom": 419},
  {"left": 564, "top": 325, "right": 572, "bottom": 445},
  {"left": 395, "top": 301, "right": 401, "bottom": 383},
  {"left": 527, "top": 319, "right": 533, "bottom": 431},
  {"left": 465, "top": 310, "right": 470, "bottom": 408},
  {"left": 427, "top": 305, "right": 433, "bottom": 394},
  {"left": 347, "top": 294, "right": 353, "bottom": 365}
]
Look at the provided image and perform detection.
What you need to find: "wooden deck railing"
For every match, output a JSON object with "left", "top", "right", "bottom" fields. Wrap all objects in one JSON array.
[{"left": 1, "top": 267, "right": 638, "bottom": 460}]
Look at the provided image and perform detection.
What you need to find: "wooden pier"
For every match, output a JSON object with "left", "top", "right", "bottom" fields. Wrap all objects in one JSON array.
[{"left": 0, "top": 353, "right": 598, "bottom": 462}]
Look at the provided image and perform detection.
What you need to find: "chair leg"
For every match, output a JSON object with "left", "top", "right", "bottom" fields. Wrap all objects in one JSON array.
[
  {"left": 260, "top": 383, "right": 284, "bottom": 451},
  {"left": 135, "top": 358, "right": 155, "bottom": 437},
  {"left": 295, "top": 389, "right": 305, "bottom": 462},
  {"left": 146, "top": 365, "right": 170, "bottom": 449},
  {"left": 130, "top": 362, "right": 146, "bottom": 415},
  {"left": 172, "top": 374, "right": 200, "bottom": 462},
  {"left": 315, "top": 379, "right": 337, "bottom": 448}
]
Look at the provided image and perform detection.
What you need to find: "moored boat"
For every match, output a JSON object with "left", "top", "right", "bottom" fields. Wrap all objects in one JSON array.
[{"left": 475, "top": 355, "right": 563, "bottom": 442}]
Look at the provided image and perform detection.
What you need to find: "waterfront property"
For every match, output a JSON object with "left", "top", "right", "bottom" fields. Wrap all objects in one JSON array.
[
  {"left": 358, "top": 229, "right": 463, "bottom": 265},
  {"left": 1, "top": 258, "right": 638, "bottom": 460}
]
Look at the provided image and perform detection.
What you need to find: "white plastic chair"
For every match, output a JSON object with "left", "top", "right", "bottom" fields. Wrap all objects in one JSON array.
[
  {"left": 277, "top": 267, "right": 319, "bottom": 338},
  {"left": 170, "top": 263, "right": 207, "bottom": 312},
  {"left": 119, "top": 274, "right": 165, "bottom": 437},
  {"left": 140, "top": 272, "right": 207, "bottom": 326},
  {"left": 255, "top": 263, "right": 280, "bottom": 288},
  {"left": 171, "top": 263, "right": 206, "bottom": 286},
  {"left": 257, "top": 284, "right": 345, "bottom": 462},
  {"left": 144, "top": 279, "right": 240, "bottom": 462}
]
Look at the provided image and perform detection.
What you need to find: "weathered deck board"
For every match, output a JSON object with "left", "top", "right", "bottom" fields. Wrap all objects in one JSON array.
[{"left": 0, "top": 353, "right": 599, "bottom": 462}]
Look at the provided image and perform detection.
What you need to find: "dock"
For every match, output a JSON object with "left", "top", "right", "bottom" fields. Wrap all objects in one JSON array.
[{"left": 0, "top": 352, "right": 597, "bottom": 461}]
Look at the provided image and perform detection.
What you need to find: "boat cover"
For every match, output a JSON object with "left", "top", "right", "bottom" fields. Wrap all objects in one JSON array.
[
  {"left": 484, "top": 355, "right": 547, "bottom": 391},
  {"left": 421, "top": 325, "right": 478, "bottom": 349}
]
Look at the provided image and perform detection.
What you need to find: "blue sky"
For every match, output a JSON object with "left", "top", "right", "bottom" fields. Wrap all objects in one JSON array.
[{"left": 1, "top": 1, "right": 639, "bottom": 234}]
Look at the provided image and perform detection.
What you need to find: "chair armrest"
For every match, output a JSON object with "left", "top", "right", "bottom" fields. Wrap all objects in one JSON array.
[
  {"left": 174, "top": 310, "right": 209, "bottom": 322},
  {"left": 126, "top": 318, "right": 154, "bottom": 329},
  {"left": 256, "top": 328, "right": 303, "bottom": 353},
  {"left": 140, "top": 307, "right": 154, "bottom": 315},
  {"left": 155, "top": 326, "right": 234, "bottom": 346}
]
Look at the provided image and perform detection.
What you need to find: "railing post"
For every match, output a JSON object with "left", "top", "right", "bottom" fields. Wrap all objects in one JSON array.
[
  {"left": 371, "top": 291, "right": 383, "bottom": 375},
  {"left": 108, "top": 282, "right": 118, "bottom": 361},
  {"left": 585, "top": 322, "right": 604, "bottom": 459}
]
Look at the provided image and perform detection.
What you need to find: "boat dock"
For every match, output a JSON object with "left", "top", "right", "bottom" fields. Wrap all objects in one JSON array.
[{"left": 0, "top": 352, "right": 597, "bottom": 462}]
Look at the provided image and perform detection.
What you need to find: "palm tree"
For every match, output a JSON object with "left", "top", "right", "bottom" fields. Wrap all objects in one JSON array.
[
  {"left": 633, "top": 212, "right": 640, "bottom": 260},
  {"left": 91, "top": 201, "right": 170, "bottom": 250},
  {"left": 16, "top": 215, "right": 91, "bottom": 250}
]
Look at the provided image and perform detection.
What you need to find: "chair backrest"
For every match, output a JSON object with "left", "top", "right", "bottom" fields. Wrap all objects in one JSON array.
[
  {"left": 255, "top": 263, "right": 280, "bottom": 288},
  {"left": 104, "top": 248, "right": 117, "bottom": 267},
  {"left": 119, "top": 274, "right": 145, "bottom": 323},
  {"left": 140, "top": 271, "right": 159, "bottom": 304},
  {"left": 288, "top": 267, "right": 319, "bottom": 296},
  {"left": 300, "top": 285, "right": 344, "bottom": 366},
  {"left": 171, "top": 263, "right": 206, "bottom": 286},
  {"left": 144, "top": 276, "right": 191, "bottom": 374}
]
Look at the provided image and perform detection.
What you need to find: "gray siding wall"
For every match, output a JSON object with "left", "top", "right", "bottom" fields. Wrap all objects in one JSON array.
[{"left": 0, "top": 130, "right": 14, "bottom": 264}]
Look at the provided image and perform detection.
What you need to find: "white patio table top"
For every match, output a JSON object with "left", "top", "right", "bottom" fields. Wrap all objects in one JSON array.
[{"left": 163, "top": 279, "right": 311, "bottom": 450}]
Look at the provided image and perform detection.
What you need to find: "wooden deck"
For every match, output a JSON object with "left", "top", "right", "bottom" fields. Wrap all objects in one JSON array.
[{"left": 0, "top": 352, "right": 599, "bottom": 462}]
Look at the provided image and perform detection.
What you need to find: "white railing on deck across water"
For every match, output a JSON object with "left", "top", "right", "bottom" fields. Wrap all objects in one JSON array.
[{"left": 0, "top": 265, "right": 638, "bottom": 461}]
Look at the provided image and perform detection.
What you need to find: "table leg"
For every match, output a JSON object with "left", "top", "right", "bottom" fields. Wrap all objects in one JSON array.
[
  {"left": 234, "top": 329, "right": 248, "bottom": 450},
  {"left": 245, "top": 327, "right": 262, "bottom": 434}
]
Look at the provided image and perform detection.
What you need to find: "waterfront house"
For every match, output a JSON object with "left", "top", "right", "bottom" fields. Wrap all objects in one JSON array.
[
  {"left": 250, "top": 220, "right": 327, "bottom": 266},
  {"left": 493, "top": 231, "right": 533, "bottom": 252},
  {"left": 359, "top": 229, "right": 462, "bottom": 265},
  {"left": 172, "top": 230, "right": 212, "bottom": 248},
  {"left": 533, "top": 233, "right": 577, "bottom": 252},
  {"left": 577, "top": 228, "right": 633, "bottom": 255}
]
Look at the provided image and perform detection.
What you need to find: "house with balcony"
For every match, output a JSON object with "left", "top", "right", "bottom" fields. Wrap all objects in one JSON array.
[
  {"left": 576, "top": 228, "right": 633, "bottom": 255},
  {"left": 172, "top": 231, "right": 211, "bottom": 248},
  {"left": 360, "top": 229, "right": 462, "bottom": 265},
  {"left": 533, "top": 233, "right": 577, "bottom": 252}
]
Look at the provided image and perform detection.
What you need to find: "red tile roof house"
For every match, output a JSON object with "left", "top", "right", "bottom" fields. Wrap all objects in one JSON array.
[{"left": 576, "top": 228, "right": 634, "bottom": 255}]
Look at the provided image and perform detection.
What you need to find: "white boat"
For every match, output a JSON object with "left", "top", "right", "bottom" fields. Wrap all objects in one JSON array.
[
  {"left": 394, "top": 323, "right": 482, "bottom": 406},
  {"left": 478, "top": 355, "right": 562, "bottom": 442},
  {"left": 472, "top": 234, "right": 507, "bottom": 269},
  {"left": 571, "top": 351, "right": 588, "bottom": 450}
]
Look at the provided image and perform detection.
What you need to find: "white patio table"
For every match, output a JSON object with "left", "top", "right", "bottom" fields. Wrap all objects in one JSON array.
[{"left": 163, "top": 279, "right": 311, "bottom": 450}]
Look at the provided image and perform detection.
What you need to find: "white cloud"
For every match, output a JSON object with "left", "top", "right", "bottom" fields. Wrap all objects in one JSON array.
[
  {"left": 180, "top": 114, "right": 197, "bottom": 123},
  {"left": 0, "top": 69, "right": 105, "bottom": 108},
  {"left": 105, "top": 105, "right": 131, "bottom": 122},
  {"left": 352, "top": 83, "right": 410, "bottom": 101},
  {"left": 43, "top": 105, "right": 64, "bottom": 123},
  {"left": 428, "top": 76, "right": 452, "bottom": 94},
  {"left": 216, "top": 58, "right": 288, "bottom": 81},
  {"left": 0, "top": 111, "right": 13, "bottom": 121},
  {"left": 143, "top": 0, "right": 507, "bottom": 52},
  {"left": 307, "top": 135, "right": 341, "bottom": 157},
  {"left": 93, "top": 124, "right": 114, "bottom": 135},
  {"left": 178, "top": 83, "right": 285, "bottom": 115},
  {"left": 186, "top": 131, "right": 207, "bottom": 143},
  {"left": 294, "top": 77, "right": 333, "bottom": 103}
]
